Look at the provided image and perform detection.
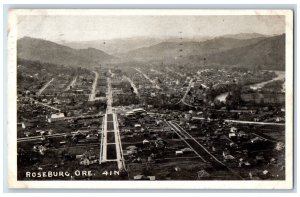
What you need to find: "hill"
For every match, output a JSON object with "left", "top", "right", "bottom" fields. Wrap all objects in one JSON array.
[
  {"left": 221, "top": 33, "right": 269, "bottom": 40},
  {"left": 60, "top": 36, "right": 212, "bottom": 55},
  {"left": 120, "top": 36, "right": 267, "bottom": 62},
  {"left": 17, "top": 37, "right": 116, "bottom": 68},
  {"left": 60, "top": 37, "right": 163, "bottom": 55},
  {"left": 201, "top": 34, "right": 285, "bottom": 70}
]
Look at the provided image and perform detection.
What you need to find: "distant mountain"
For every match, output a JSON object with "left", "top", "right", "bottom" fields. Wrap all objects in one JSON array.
[
  {"left": 60, "top": 37, "right": 164, "bottom": 55},
  {"left": 18, "top": 34, "right": 285, "bottom": 70},
  {"left": 221, "top": 33, "right": 269, "bottom": 40},
  {"left": 17, "top": 37, "right": 116, "bottom": 68},
  {"left": 120, "top": 36, "right": 267, "bottom": 62},
  {"left": 203, "top": 34, "right": 285, "bottom": 70},
  {"left": 60, "top": 36, "right": 212, "bottom": 55}
]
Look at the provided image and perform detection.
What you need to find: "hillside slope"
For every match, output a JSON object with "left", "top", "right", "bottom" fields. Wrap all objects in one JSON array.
[
  {"left": 204, "top": 34, "right": 285, "bottom": 70},
  {"left": 121, "top": 36, "right": 267, "bottom": 62},
  {"left": 17, "top": 37, "right": 115, "bottom": 67}
]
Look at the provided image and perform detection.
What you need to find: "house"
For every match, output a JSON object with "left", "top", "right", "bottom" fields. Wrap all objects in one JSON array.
[
  {"left": 23, "top": 131, "right": 32, "bottom": 137},
  {"left": 147, "top": 176, "right": 155, "bottom": 181},
  {"left": 142, "top": 139, "right": 150, "bottom": 145},
  {"left": 239, "top": 160, "right": 251, "bottom": 168},
  {"left": 174, "top": 166, "right": 181, "bottom": 172},
  {"left": 197, "top": 170, "right": 210, "bottom": 179},
  {"left": 86, "top": 134, "right": 98, "bottom": 141},
  {"left": 48, "top": 113, "right": 65, "bottom": 123},
  {"left": 259, "top": 170, "right": 270, "bottom": 179},
  {"left": 256, "top": 155, "right": 265, "bottom": 161},
  {"left": 230, "top": 127, "right": 237, "bottom": 133},
  {"left": 76, "top": 155, "right": 84, "bottom": 159},
  {"left": 224, "top": 154, "right": 235, "bottom": 160},
  {"left": 33, "top": 145, "right": 46, "bottom": 155},
  {"left": 133, "top": 175, "right": 145, "bottom": 180},
  {"left": 51, "top": 113, "right": 65, "bottom": 119},
  {"left": 132, "top": 108, "right": 147, "bottom": 115},
  {"left": 238, "top": 131, "right": 249, "bottom": 138},
  {"left": 155, "top": 139, "right": 165, "bottom": 149},
  {"left": 175, "top": 151, "right": 183, "bottom": 156},
  {"left": 80, "top": 158, "right": 90, "bottom": 166},
  {"left": 126, "top": 145, "right": 137, "bottom": 150},
  {"left": 134, "top": 124, "right": 141, "bottom": 128},
  {"left": 228, "top": 132, "right": 236, "bottom": 139},
  {"left": 126, "top": 149, "right": 137, "bottom": 155},
  {"left": 250, "top": 137, "right": 263, "bottom": 143},
  {"left": 21, "top": 122, "right": 34, "bottom": 129},
  {"left": 180, "top": 148, "right": 193, "bottom": 153},
  {"left": 80, "top": 158, "right": 98, "bottom": 166},
  {"left": 125, "top": 111, "right": 135, "bottom": 117},
  {"left": 36, "top": 130, "right": 46, "bottom": 135}
]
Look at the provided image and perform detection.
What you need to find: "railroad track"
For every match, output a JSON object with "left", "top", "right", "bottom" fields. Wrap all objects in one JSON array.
[
  {"left": 166, "top": 121, "right": 244, "bottom": 180},
  {"left": 165, "top": 121, "right": 206, "bottom": 162}
]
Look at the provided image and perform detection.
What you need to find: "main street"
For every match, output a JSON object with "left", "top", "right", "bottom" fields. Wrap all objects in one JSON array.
[
  {"left": 88, "top": 71, "right": 99, "bottom": 101},
  {"left": 135, "top": 68, "right": 161, "bottom": 90},
  {"left": 32, "top": 98, "right": 61, "bottom": 111},
  {"left": 37, "top": 78, "right": 54, "bottom": 96},
  {"left": 123, "top": 76, "right": 139, "bottom": 96},
  {"left": 150, "top": 68, "right": 163, "bottom": 75},
  {"left": 192, "top": 117, "right": 285, "bottom": 126},
  {"left": 99, "top": 77, "right": 126, "bottom": 170},
  {"left": 17, "top": 130, "right": 91, "bottom": 143},
  {"left": 65, "top": 76, "right": 77, "bottom": 91},
  {"left": 176, "top": 78, "right": 194, "bottom": 107}
]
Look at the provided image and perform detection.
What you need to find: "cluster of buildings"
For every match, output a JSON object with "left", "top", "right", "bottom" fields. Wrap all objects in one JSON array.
[{"left": 17, "top": 59, "right": 285, "bottom": 180}]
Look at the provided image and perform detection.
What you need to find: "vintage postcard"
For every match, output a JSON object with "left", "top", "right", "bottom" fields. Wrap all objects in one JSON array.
[{"left": 7, "top": 9, "right": 293, "bottom": 189}]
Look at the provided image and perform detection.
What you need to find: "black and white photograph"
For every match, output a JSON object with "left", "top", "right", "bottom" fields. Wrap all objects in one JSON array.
[{"left": 6, "top": 9, "right": 293, "bottom": 189}]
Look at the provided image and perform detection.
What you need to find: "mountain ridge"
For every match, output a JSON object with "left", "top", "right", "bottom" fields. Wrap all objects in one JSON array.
[
  {"left": 17, "top": 36, "right": 116, "bottom": 68},
  {"left": 119, "top": 36, "right": 269, "bottom": 62},
  {"left": 17, "top": 34, "right": 285, "bottom": 70}
]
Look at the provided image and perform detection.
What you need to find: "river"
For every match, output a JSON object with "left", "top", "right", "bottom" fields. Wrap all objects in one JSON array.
[
  {"left": 249, "top": 71, "right": 285, "bottom": 90},
  {"left": 215, "top": 70, "right": 285, "bottom": 102}
]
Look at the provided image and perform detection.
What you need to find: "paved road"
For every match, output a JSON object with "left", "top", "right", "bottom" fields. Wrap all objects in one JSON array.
[
  {"left": 176, "top": 78, "right": 194, "bottom": 107},
  {"left": 65, "top": 76, "right": 77, "bottom": 91},
  {"left": 31, "top": 98, "right": 60, "bottom": 111},
  {"left": 150, "top": 68, "right": 163, "bottom": 75},
  {"left": 166, "top": 67, "right": 184, "bottom": 77},
  {"left": 135, "top": 68, "right": 161, "bottom": 90},
  {"left": 108, "top": 69, "right": 115, "bottom": 77},
  {"left": 17, "top": 129, "right": 95, "bottom": 142},
  {"left": 37, "top": 78, "right": 54, "bottom": 96},
  {"left": 17, "top": 130, "right": 89, "bottom": 142},
  {"left": 224, "top": 119, "right": 285, "bottom": 126},
  {"left": 192, "top": 116, "right": 285, "bottom": 126},
  {"left": 18, "top": 133, "right": 67, "bottom": 142},
  {"left": 106, "top": 78, "right": 113, "bottom": 113},
  {"left": 100, "top": 77, "right": 126, "bottom": 170},
  {"left": 50, "top": 113, "right": 103, "bottom": 121},
  {"left": 181, "top": 78, "right": 194, "bottom": 103},
  {"left": 123, "top": 76, "right": 139, "bottom": 96},
  {"left": 89, "top": 71, "right": 99, "bottom": 101}
]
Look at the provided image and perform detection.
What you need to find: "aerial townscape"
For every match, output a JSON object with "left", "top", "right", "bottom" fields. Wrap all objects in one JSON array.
[{"left": 16, "top": 16, "right": 286, "bottom": 181}]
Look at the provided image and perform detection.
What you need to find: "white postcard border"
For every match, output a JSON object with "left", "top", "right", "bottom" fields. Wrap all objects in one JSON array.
[{"left": 7, "top": 9, "right": 294, "bottom": 189}]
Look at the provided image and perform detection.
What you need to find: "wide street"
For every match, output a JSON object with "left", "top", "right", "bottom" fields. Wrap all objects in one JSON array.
[
  {"left": 100, "top": 77, "right": 126, "bottom": 170},
  {"left": 88, "top": 71, "right": 99, "bottom": 101}
]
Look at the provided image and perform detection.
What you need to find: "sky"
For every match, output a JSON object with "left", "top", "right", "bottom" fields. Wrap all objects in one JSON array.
[{"left": 17, "top": 15, "right": 285, "bottom": 42}]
